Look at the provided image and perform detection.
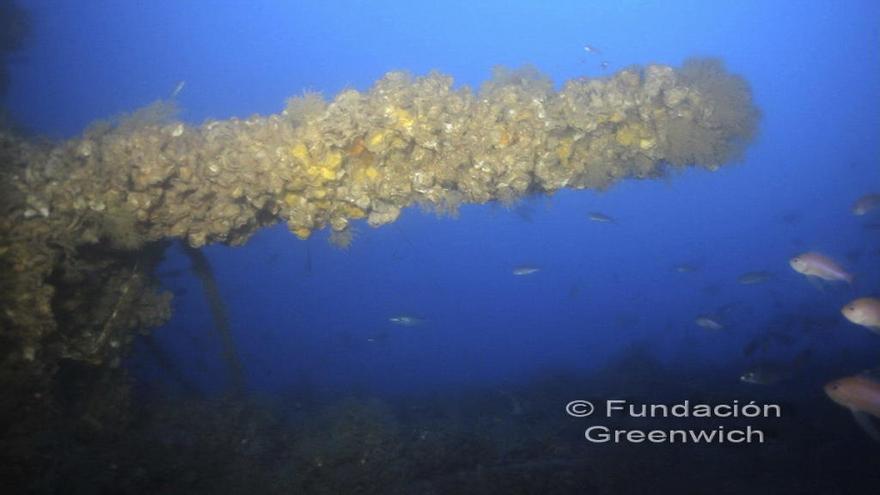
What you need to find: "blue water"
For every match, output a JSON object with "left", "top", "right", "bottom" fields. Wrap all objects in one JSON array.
[
  {"left": 5, "top": 0, "right": 880, "bottom": 491},
  {"left": 10, "top": 0, "right": 880, "bottom": 399}
]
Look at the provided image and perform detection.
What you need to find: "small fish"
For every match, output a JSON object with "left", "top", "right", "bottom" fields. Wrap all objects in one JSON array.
[
  {"left": 389, "top": 315, "right": 424, "bottom": 327},
  {"left": 740, "top": 365, "right": 792, "bottom": 386},
  {"left": 587, "top": 211, "right": 614, "bottom": 223},
  {"left": 825, "top": 374, "right": 880, "bottom": 442},
  {"left": 600, "top": 61, "right": 610, "bottom": 70},
  {"left": 852, "top": 193, "right": 880, "bottom": 216},
  {"left": 789, "top": 252, "right": 854, "bottom": 285},
  {"left": 170, "top": 80, "right": 186, "bottom": 99},
  {"left": 366, "top": 331, "right": 389, "bottom": 343},
  {"left": 583, "top": 44, "right": 601, "bottom": 54},
  {"left": 695, "top": 315, "right": 724, "bottom": 330},
  {"left": 841, "top": 297, "right": 880, "bottom": 334},
  {"left": 512, "top": 266, "right": 540, "bottom": 276},
  {"left": 740, "top": 351, "right": 809, "bottom": 385},
  {"left": 673, "top": 263, "right": 699, "bottom": 273},
  {"left": 737, "top": 271, "right": 773, "bottom": 285}
]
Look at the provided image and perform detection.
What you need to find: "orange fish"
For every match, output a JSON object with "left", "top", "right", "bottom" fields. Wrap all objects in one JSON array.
[
  {"left": 842, "top": 297, "right": 880, "bottom": 333},
  {"left": 789, "top": 252, "right": 854, "bottom": 285},
  {"left": 825, "top": 374, "right": 880, "bottom": 441},
  {"left": 852, "top": 193, "right": 880, "bottom": 216}
]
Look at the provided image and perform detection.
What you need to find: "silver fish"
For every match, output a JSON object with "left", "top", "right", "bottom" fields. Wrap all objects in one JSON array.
[
  {"left": 512, "top": 266, "right": 540, "bottom": 276},
  {"left": 389, "top": 315, "right": 424, "bottom": 327},
  {"left": 170, "top": 80, "right": 186, "bottom": 99},
  {"left": 587, "top": 211, "right": 614, "bottom": 223},
  {"left": 695, "top": 315, "right": 724, "bottom": 330}
]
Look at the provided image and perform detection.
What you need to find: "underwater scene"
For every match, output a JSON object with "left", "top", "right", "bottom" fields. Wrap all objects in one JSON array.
[{"left": 1, "top": 0, "right": 879, "bottom": 493}]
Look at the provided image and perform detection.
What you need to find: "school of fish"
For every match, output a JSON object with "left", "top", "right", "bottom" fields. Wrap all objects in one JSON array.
[{"left": 794, "top": 192, "right": 880, "bottom": 440}]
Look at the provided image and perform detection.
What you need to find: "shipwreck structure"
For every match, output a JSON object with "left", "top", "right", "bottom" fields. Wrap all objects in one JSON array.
[{"left": 0, "top": 59, "right": 758, "bottom": 402}]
